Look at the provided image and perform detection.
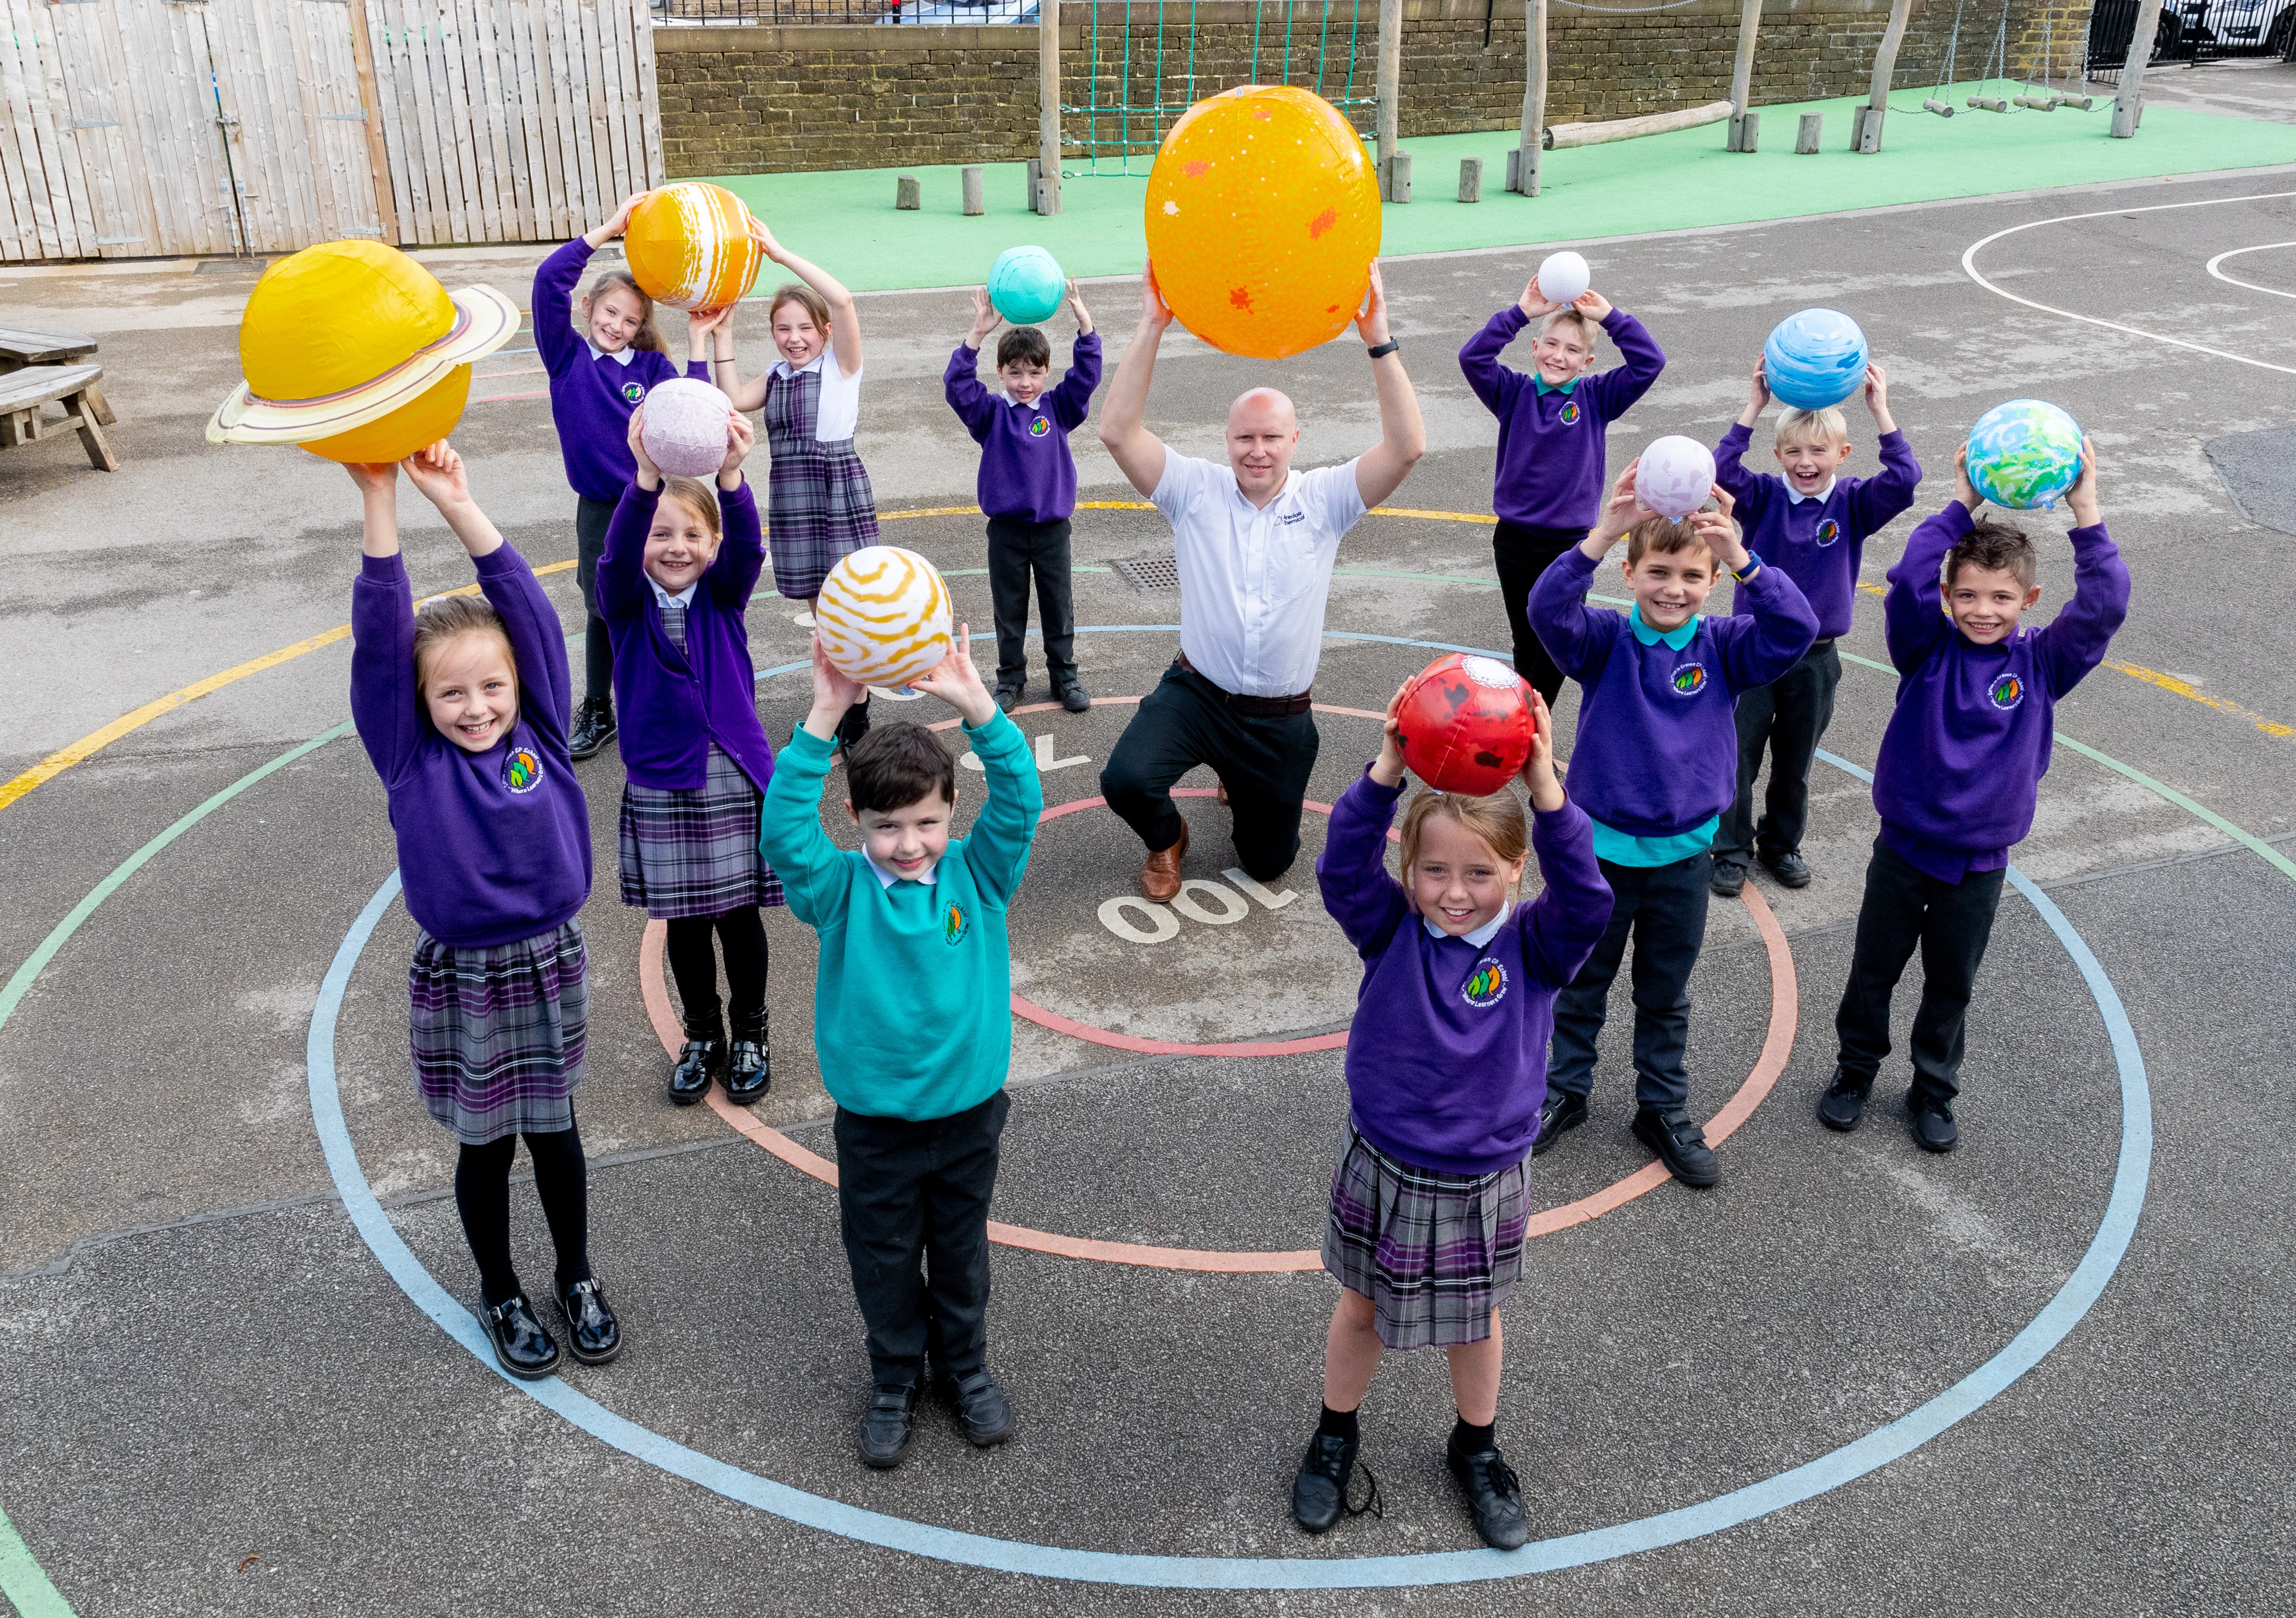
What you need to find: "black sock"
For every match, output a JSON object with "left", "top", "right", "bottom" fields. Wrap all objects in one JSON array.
[
  {"left": 1317, "top": 1404, "right": 1359, "bottom": 1441},
  {"left": 1451, "top": 1415, "right": 1496, "bottom": 1454}
]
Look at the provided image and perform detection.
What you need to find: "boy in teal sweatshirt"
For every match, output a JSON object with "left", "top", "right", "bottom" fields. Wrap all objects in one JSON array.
[{"left": 760, "top": 629, "right": 1042, "bottom": 1471}]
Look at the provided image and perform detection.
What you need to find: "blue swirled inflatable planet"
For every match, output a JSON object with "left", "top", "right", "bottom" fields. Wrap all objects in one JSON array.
[
  {"left": 987, "top": 245, "right": 1066, "bottom": 325},
  {"left": 1966, "top": 398, "right": 2084, "bottom": 511},
  {"left": 1761, "top": 308, "right": 1868, "bottom": 410}
]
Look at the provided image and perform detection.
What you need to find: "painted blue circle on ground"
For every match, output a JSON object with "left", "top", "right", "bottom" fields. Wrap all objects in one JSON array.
[{"left": 305, "top": 633, "right": 2153, "bottom": 1590}]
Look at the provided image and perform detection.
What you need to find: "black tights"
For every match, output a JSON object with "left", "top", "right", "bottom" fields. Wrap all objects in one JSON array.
[
  {"left": 454, "top": 1115, "right": 590, "bottom": 1307},
  {"left": 665, "top": 905, "right": 769, "bottom": 1040}
]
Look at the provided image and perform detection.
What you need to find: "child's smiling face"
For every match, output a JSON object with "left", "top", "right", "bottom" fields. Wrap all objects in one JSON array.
[
  {"left": 848, "top": 789, "right": 956, "bottom": 882},
  {"left": 1622, "top": 543, "right": 1719, "bottom": 634},
  {"left": 583, "top": 284, "right": 648, "bottom": 354},
  {"left": 1944, "top": 562, "right": 2042, "bottom": 646},
  {"left": 773, "top": 302, "right": 826, "bottom": 368},
  {"left": 1409, "top": 814, "right": 1526, "bottom": 937},
  {"left": 644, "top": 494, "right": 722, "bottom": 596},
  {"left": 1531, "top": 319, "right": 1596, "bottom": 387},
  {"left": 999, "top": 359, "right": 1051, "bottom": 406},
  {"left": 1773, "top": 430, "right": 1853, "bottom": 496},
  {"left": 421, "top": 630, "right": 519, "bottom": 753}
]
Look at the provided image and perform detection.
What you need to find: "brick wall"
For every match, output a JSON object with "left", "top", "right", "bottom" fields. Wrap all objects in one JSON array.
[{"left": 656, "top": 0, "right": 2095, "bottom": 178}]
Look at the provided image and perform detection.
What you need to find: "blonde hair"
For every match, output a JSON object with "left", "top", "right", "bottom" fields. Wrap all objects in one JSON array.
[
  {"left": 582, "top": 268, "right": 666, "bottom": 353},
  {"left": 768, "top": 282, "right": 831, "bottom": 335},
  {"left": 1540, "top": 307, "right": 1598, "bottom": 350},
  {"left": 412, "top": 594, "right": 515, "bottom": 690},
  {"left": 658, "top": 475, "right": 723, "bottom": 541},
  {"left": 1775, "top": 406, "right": 1849, "bottom": 449},
  {"left": 1398, "top": 787, "right": 1530, "bottom": 886}
]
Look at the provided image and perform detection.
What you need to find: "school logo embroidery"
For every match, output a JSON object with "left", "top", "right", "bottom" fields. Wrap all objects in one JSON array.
[
  {"left": 1558, "top": 401, "right": 1582, "bottom": 427},
  {"left": 1027, "top": 415, "right": 1052, "bottom": 437},
  {"left": 1814, "top": 518, "right": 1842, "bottom": 547},
  {"left": 1671, "top": 663, "right": 1708, "bottom": 696},
  {"left": 620, "top": 380, "right": 645, "bottom": 404},
  {"left": 502, "top": 747, "right": 542, "bottom": 794},
  {"left": 1988, "top": 672, "right": 2025, "bottom": 711},
  {"left": 942, "top": 902, "right": 968, "bottom": 946},
  {"left": 1462, "top": 958, "right": 1508, "bottom": 1008}
]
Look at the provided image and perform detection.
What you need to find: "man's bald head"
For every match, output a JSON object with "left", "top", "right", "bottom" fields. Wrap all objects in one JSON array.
[
  {"left": 1229, "top": 387, "right": 1298, "bottom": 434},
  {"left": 1225, "top": 387, "right": 1301, "bottom": 503}
]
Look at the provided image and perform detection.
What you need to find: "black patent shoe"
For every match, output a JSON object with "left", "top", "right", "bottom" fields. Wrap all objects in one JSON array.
[
  {"left": 1292, "top": 1430, "right": 1360, "bottom": 1533},
  {"left": 1817, "top": 1068, "right": 1872, "bottom": 1132},
  {"left": 1446, "top": 1436, "right": 1529, "bottom": 1550},
  {"left": 483, "top": 1293, "right": 561, "bottom": 1380},
  {"left": 1908, "top": 1090, "right": 1959, "bottom": 1153},
  {"left": 568, "top": 697, "right": 616, "bottom": 762},
  {"left": 858, "top": 1383, "right": 919, "bottom": 1469},
  {"left": 1055, "top": 682, "right": 1092, "bottom": 713},
  {"left": 669, "top": 1037, "right": 723, "bottom": 1106},
  {"left": 941, "top": 1368, "right": 1015, "bottom": 1446},
  {"left": 724, "top": 1037, "right": 770, "bottom": 1105},
  {"left": 1634, "top": 1107, "right": 1720, "bottom": 1187},
  {"left": 556, "top": 1277, "right": 623, "bottom": 1366},
  {"left": 1531, "top": 1087, "right": 1587, "bottom": 1157}
]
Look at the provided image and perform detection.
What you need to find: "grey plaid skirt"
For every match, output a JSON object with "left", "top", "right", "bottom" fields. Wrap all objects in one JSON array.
[
  {"left": 765, "top": 439, "right": 878, "bottom": 602},
  {"left": 1322, "top": 1130, "right": 1531, "bottom": 1350},
  {"left": 409, "top": 921, "right": 587, "bottom": 1146},
  {"left": 618, "top": 742, "right": 786, "bottom": 920}
]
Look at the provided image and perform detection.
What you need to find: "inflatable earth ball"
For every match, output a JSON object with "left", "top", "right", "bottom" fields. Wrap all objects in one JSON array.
[{"left": 1966, "top": 398, "right": 2084, "bottom": 511}]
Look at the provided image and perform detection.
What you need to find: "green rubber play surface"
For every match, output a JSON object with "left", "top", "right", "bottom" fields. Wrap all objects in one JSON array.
[{"left": 697, "top": 85, "right": 2294, "bottom": 293}]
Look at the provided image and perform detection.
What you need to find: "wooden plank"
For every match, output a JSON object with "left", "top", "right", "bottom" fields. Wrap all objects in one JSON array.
[
  {"left": 596, "top": 0, "right": 631, "bottom": 213},
  {"left": 235, "top": 0, "right": 308, "bottom": 249},
  {"left": 111, "top": 0, "right": 194, "bottom": 255},
  {"left": 439, "top": 0, "right": 490, "bottom": 241},
  {"left": 495, "top": 0, "right": 540, "bottom": 236},
  {"left": 1, "top": 0, "right": 67, "bottom": 258},
  {"left": 206, "top": 0, "right": 281, "bottom": 251},
  {"left": 0, "top": 0, "right": 61, "bottom": 259},
  {"left": 346, "top": 0, "right": 401, "bottom": 242},
  {"left": 362, "top": 0, "right": 420, "bottom": 244},
  {"left": 170, "top": 0, "right": 239, "bottom": 254},
  {"left": 391, "top": 0, "right": 453, "bottom": 244},
  {"left": 0, "top": 363, "right": 103, "bottom": 413},
  {"left": 629, "top": 0, "right": 661, "bottom": 189},
  {"left": 20, "top": 4, "right": 95, "bottom": 257},
  {"left": 506, "top": 0, "right": 551, "bottom": 238},
  {"left": 575, "top": 0, "right": 617, "bottom": 224},
  {"left": 535, "top": 0, "right": 583, "bottom": 237},
  {"left": 427, "top": 0, "right": 483, "bottom": 242},
  {"left": 1546, "top": 99, "right": 1733, "bottom": 150},
  {"left": 608, "top": 0, "right": 645, "bottom": 207},
  {"left": 467, "top": 0, "right": 517, "bottom": 241},
  {"left": 279, "top": 0, "right": 343, "bottom": 239},
  {"left": 550, "top": 0, "right": 600, "bottom": 233}
]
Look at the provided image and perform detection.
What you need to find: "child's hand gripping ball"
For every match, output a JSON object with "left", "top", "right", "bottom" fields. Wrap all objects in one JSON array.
[
  {"left": 814, "top": 546, "right": 956, "bottom": 689},
  {"left": 1394, "top": 654, "right": 1537, "bottom": 796}
]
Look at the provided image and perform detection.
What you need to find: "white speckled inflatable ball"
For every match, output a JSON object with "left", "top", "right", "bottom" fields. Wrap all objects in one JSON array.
[
  {"left": 1636, "top": 435, "right": 1718, "bottom": 522},
  {"left": 640, "top": 377, "right": 734, "bottom": 479},
  {"left": 815, "top": 546, "right": 955, "bottom": 688}
]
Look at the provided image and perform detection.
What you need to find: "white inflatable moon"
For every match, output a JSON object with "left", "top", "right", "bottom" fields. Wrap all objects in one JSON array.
[
  {"left": 1637, "top": 435, "right": 1717, "bottom": 522},
  {"left": 640, "top": 377, "right": 734, "bottom": 479},
  {"left": 1536, "top": 250, "right": 1591, "bottom": 306}
]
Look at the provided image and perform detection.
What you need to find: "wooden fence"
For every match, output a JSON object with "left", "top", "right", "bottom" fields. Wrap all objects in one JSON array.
[{"left": 0, "top": 0, "right": 662, "bottom": 263}]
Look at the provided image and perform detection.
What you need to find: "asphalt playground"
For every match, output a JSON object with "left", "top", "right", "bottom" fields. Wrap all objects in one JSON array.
[{"left": 3, "top": 74, "right": 2294, "bottom": 1614}]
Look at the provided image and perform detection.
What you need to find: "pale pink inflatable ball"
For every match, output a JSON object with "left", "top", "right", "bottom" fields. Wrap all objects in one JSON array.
[{"left": 641, "top": 377, "right": 736, "bottom": 479}]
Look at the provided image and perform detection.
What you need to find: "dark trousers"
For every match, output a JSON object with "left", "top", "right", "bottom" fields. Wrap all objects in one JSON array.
[
  {"left": 834, "top": 1090, "right": 1011, "bottom": 1388},
  {"left": 986, "top": 516, "right": 1077, "bottom": 691},
  {"left": 574, "top": 496, "right": 617, "bottom": 706},
  {"left": 1550, "top": 853, "right": 1711, "bottom": 1112},
  {"left": 1491, "top": 520, "right": 1582, "bottom": 709},
  {"left": 1098, "top": 661, "right": 1319, "bottom": 880},
  {"left": 1833, "top": 837, "right": 2007, "bottom": 1104},
  {"left": 454, "top": 1114, "right": 590, "bottom": 1307},
  {"left": 664, "top": 906, "right": 768, "bottom": 1040},
  {"left": 1715, "top": 642, "right": 1842, "bottom": 870}
]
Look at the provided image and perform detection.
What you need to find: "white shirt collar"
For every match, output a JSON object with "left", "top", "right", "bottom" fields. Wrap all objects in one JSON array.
[
  {"left": 1226, "top": 468, "right": 1302, "bottom": 511},
  {"left": 863, "top": 847, "right": 938, "bottom": 889},
  {"left": 1785, "top": 476, "right": 1836, "bottom": 506},
  {"left": 586, "top": 340, "right": 637, "bottom": 368},
  {"left": 773, "top": 347, "right": 829, "bottom": 379},
  {"left": 1422, "top": 901, "right": 1511, "bottom": 948},
  {"left": 647, "top": 575, "right": 697, "bottom": 609},
  {"left": 1000, "top": 391, "right": 1046, "bottom": 410}
]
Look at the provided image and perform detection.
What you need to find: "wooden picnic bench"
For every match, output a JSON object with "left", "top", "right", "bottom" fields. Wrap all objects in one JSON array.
[
  {"left": 0, "top": 324, "right": 99, "bottom": 374},
  {"left": 0, "top": 364, "right": 120, "bottom": 472}
]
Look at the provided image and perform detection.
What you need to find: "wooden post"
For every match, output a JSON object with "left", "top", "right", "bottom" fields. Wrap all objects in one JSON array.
[
  {"left": 1852, "top": 0, "right": 1913, "bottom": 152},
  {"left": 1376, "top": 0, "right": 1403, "bottom": 200},
  {"left": 1517, "top": 0, "right": 1547, "bottom": 194},
  {"left": 345, "top": 0, "right": 400, "bottom": 245},
  {"left": 896, "top": 175, "right": 921, "bottom": 210},
  {"left": 1387, "top": 149, "right": 1412, "bottom": 202},
  {"left": 961, "top": 166, "right": 984, "bottom": 215},
  {"left": 1458, "top": 155, "right": 1482, "bottom": 202},
  {"left": 1796, "top": 112, "right": 1823, "bottom": 152},
  {"left": 1727, "top": 0, "right": 1761, "bottom": 151},
  {"left": 2111, "top": 0, "right": 2166, "bottom": 136},
  {"left": 1037, "top": 0, "right": 1063, "bottom": 213}
]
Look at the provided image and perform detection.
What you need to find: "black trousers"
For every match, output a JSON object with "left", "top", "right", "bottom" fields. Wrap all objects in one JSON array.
[
  {"left": 1549, "top": 852, "right": 1711, "bottom": 1112},
  {"left": 1491, "top": 520, "right": 1583, "bottom": 710},
  {"left": 834, "top": 1090, "right": 1011, "bottom": 1388},
  {"left": 1715, "top": 642, "right": 1843, "bottom": 870},
  {"left": 454, "top": 1114, "right": 590, "bottom": 1307},
  {"left": 1833, "top": 837, "right": 2007, "bottom": 1104},
  {"left": 986, "top": 516, "right": 1077, "bottom": 691},
  {"left": 1098, "top": 661, "right": 1319, "bottom": 880},
  {"left": 574, "top": 495, "right": 617, "bottom": 707},
  {"left": 665, "top": 906, "right": 768, "bottom": 1040}
]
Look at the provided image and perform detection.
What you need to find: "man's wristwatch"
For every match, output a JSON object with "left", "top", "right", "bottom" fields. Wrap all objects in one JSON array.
[{"left": 1365, "top": 338, "right": 1400, "bottom": 359}]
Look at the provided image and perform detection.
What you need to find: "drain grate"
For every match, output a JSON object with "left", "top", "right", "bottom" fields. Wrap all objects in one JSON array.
[{"left": 1111, "top": 552, "right": 1181, "bottom": 592}]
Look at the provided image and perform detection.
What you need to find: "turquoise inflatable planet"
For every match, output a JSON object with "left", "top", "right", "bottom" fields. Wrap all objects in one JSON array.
[
  {"left": 1762, "top": 308, "right": 1869, "bottom": 411},
  {"left": 988, "top": 245, "right": 1066, "bottom": 325},
  {"left": 1967, "top": 398, "right": 2084, "bottom": 510}
]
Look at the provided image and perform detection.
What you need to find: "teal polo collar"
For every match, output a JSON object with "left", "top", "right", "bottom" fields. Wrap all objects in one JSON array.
[
  {"left": 1533, "top": 374, "right": 1581, "bottom": 397},
  {"left": 1628, "top": 604, "right": 1699, "bottom": 650}
]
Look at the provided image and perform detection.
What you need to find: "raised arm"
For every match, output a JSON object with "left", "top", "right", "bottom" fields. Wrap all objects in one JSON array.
[
  {"left": 1582, "top": 301, "right": 1665, "bottom": 420},
  {"left": 1847, "top": 368, "right": 1922, "bottom": 536},
  {"left": 1885, "top": 488, "right": 1974, "bottom": 674},
  {"left": 1047, "top": 327, "right": 1105, "bottom": 432},
  {"left": 531, "top": 239, "right": 592, "bottom": 379},
  {"left": 1095, "top": 264, "right": 1174, "bottom": 498},
  {"left": 1352, "top": 264, "right": 1426, "bottom": 509},
  {"left": 943, "top": 318, "right": 998, "bottom": 442},
  {"left": 596, "top": 411, "right": 661, "bottom": 625},
  {"left": 1517, "top": 801, "right": 1612, "bottom": 990},
  {"left": 2034, "top": 444, "right": 2130, "bottom": 698},
  {"left": 755, "top": 221, "right": 861, "bottom": 377},
  {"left": 707, "top": 415, "right": 765, "bottom": 610},
  {"left": 760, "top": 640, "right": 867, "bottom": 927},
  {"left": 346, "top": 464, "right": 424, "bottom": 784},
  {"left": 1314, "top": 691, "right": 1411, "bottom": 954},
  {"left": 1456, "top": 305, "right": 1529, "bottom": 418}
]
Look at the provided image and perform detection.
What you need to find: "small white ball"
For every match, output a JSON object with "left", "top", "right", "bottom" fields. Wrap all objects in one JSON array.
[
  {"left": 815, "top": 547, "right": 955, "bottom": 689},
  {"left": 641, "top": 377, "right": 734, "bottom": 480},
  {"left": 1536, "top": 250, "right": 1591, "bottom": 307},
  {"left": 1637, "top": 435, "right": 1717, "bottom": 522}
]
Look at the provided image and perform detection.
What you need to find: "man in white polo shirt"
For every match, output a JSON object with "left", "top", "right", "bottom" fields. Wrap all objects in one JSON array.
[{"left": 1096, "top": 262, "right": 1426, "bottom": 902}]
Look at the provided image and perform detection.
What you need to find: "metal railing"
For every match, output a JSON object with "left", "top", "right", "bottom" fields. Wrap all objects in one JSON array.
[{"left": 2086, "top": 0, "right": 2294, "bottom": 77}]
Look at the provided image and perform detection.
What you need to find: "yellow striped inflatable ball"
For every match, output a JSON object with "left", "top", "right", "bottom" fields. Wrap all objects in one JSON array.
[
  {"left": 624, "top": 183, "right": 765, "bottom": 313},
  {"left": 815, "top": 547, "right": 955, "bottom": 689}
]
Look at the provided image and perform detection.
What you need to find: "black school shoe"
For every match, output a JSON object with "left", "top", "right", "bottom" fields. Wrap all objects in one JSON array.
[
  {"left": 1759, "top": 849, "right": 1812, "bottom": 889},
  {"left": 724, "top": 1035, "right": 770, "bottom": 1105},
  {"left": 1531, "top": 1088, "right": 1587, "bottom": 1157},
  {"left": 936, "top": 1367, "right": 1016, "bottom": 1446},
  {"left": 1446, "top": 1434, "right": 1529, "bottom": 1550},
  {"left": 1908, "top": 1090, "right": 1959, "bottom": 1153},
  {"left": 858, "top": 1382, "right": 920, "bottom": 1469},
  {"left": 993, "top": 683, "right": 1022, "bottom": 714},
  {"left": 1055, "top": 681, "right": 1092, "bottom": 713},
  {"left": 1292, "top": 1429, "right": 1360, "bottom": 1533},
  {"left": 1710, "top": 860, "right": 1748, "bottom": 899},
  {"left": 556, "top": 1277, "right": 623, "bottom": 1366},
  {"left": 568, "top": 697, "right": 616, "bottom": 762},
  {"left": 482, "top": 1293, "right": 562, "bottom": 1380},
  {"left": 668, "top": 1037, "right": 724, "bottom": 1106},
  {"left": 1817, "top": 1069, "right": 1872, "bottom": 1132},
  {"left": 1634, "top": 1107, "right": 1721, "bottom": 1187}
]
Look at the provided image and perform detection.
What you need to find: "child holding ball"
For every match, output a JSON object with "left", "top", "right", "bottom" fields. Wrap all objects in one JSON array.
[
  {"left": 694, "top": 224, "right": 881, "bottom": 749},
  {"left": 346, "top": 442, "right": 621, "bottom": 1382},
  {"left": 533, "top": 191, "right": 713, "bottom": 762},
  {"left": 1297, "top": 684, "right": 1611, "bottom": 1550},
  {"left": 602, "top": 403, "right": 785, "bottom": 1108}
]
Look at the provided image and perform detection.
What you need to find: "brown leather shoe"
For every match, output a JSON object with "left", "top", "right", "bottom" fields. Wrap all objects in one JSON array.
[{"left": 1140, "top": 821, "right": 1189, "bottom": 902}]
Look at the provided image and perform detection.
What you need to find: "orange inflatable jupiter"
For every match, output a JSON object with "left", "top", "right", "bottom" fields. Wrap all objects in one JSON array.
[
  {"left": 1143, "top": 85, "right": 1381, "bottom": 359},
  {"left": 623, "top": 182, "right": 765, "bottom": 313}
]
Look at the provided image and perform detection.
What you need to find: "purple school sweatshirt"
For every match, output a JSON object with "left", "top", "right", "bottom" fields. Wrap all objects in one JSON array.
[
  {"left": 1530, "top": 546, "right": 1818, "bottom": 839},
  {"left": 350, "top": 544, "right": 593, "bottom": 949},
  {"left": 1871, "top": 503, "right": 2130, "bottom": 880},
  {"left": 533, "top": 239, "right": 710, "bottom": 503},
  {"left": 1317, "top": 770, "right": 1613, "bottom": 1176},
  {"left": 598, "top": 478, "right": 778, "bottom": 794},
  {"left": 1714, "top": 423, "right": 1922, "bottom": 641},
  {"left": 943, "top": 332, "right": 1103, "bottom": 524},
  {"left": 1458, "top": 305, "right": 1666, "bottom": 532}
]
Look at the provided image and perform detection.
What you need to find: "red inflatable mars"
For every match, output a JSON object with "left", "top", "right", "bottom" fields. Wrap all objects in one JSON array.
[{"left": 1394, "top": 653, "right": 1536, "bottom": 795}]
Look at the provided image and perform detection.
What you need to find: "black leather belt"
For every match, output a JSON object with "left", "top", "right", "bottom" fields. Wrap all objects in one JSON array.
[
  {"left": 1176, "top": 652, "right": 1314, "bottom": 717},
  {"left": 1811, "top": 637, "right": 1837, "bottom": 651}
]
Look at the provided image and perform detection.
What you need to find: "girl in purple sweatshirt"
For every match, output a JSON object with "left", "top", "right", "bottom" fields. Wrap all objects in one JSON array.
[
  {"left": 346, "top": 443, "right": 620, "bottom": 1385},
  {"left": 603, "top": 405, "right": 785, "bottom": 1108},
  {"left": 532, "top": 191, "right": 713, "bottom": 762},
  {"left": 1294, "top": 685, "right": 1612, "bottom": 1551}
]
